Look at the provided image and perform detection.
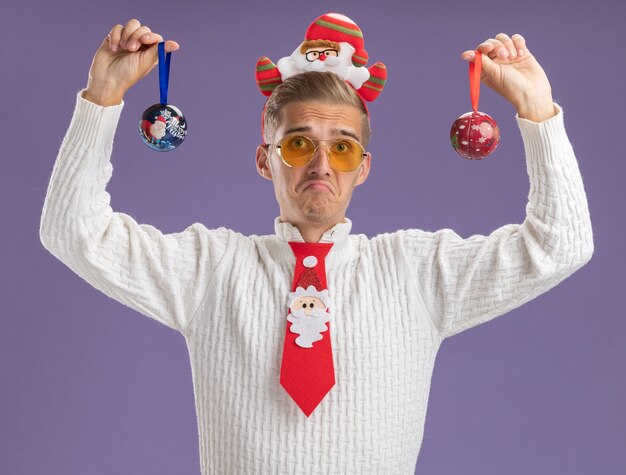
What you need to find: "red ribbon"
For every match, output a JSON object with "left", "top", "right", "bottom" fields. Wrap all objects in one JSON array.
[{"left": 469, "top": 50, "right": 482, "bottom": 112}]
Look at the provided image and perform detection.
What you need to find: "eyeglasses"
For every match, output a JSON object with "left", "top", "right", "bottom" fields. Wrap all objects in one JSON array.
[
  {"left": 305, "top": 49, "right": 339, "bottom": 62},
  {"left": 268, "top": 135, "right": 368, "bottom": 172}
]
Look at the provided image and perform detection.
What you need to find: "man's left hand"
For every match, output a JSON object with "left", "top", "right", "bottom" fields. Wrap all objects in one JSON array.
[{"left": 461, "top": 33, "right": 556, "bottom": 122}]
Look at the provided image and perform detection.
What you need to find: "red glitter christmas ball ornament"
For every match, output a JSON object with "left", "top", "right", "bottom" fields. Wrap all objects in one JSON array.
[
  {"left": 450, "top": 50, "right": 500, "bottom": 160},
  {"left": 450, "top": 110, "right": 499, "bottom": 160}
]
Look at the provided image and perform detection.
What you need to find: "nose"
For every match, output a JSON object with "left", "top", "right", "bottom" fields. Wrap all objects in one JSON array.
[
  {"left": 307, "top": 144, "right": 332, "bottom": 176},
  {"left": 319, "top": 53, "right": 326, "bottom": 61}
]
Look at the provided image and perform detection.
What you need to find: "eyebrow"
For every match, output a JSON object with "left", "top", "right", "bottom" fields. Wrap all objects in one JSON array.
[{"left": 283, "top": 126, "right": 361, "bottom": 143}]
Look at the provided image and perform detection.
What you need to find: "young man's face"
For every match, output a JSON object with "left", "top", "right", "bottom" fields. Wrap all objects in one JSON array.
[{"left": 256, "top": 101, "right": 371, "bottom": 228}]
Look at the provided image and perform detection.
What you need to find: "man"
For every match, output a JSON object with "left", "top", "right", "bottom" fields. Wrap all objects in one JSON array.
[{"left": 39, "top": 17, "right": 594, "bottom": 474}]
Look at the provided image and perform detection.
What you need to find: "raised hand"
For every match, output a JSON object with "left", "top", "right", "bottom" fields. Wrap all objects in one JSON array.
[
  {"left": 84, "top": 19, "right": 179, "bottom": 106},
  {"left": 461, "top": 33, "right": 556, "bottom": 122}
]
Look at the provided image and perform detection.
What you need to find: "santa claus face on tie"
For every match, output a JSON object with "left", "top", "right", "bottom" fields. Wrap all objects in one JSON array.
[
  {"left": 290, "top": 296, "right": 326, "bottom": 316},
  {"left": 287, "top": 289, "right": 331, "bottom": 348}
]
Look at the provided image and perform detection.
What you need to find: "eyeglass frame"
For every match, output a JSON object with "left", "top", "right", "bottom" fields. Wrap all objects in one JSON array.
[
  {"left": 265, "top": 134, "right": 369, "bottom": 172},
  {"left": 304, "top": 49, "right": 339, "bottom": 62}
]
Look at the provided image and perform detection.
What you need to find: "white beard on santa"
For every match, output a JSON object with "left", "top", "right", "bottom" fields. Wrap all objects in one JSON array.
[{"left": 287, "top": 307, "right": 331, "bottom": 348}]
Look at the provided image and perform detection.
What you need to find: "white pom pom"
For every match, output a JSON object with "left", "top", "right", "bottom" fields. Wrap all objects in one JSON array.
[{"left": 303, "top": 256, "right": 318, "bottom": 268}]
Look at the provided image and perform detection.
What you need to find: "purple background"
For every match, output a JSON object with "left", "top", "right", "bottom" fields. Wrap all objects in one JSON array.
[{"left": 2, "top": 0, "right": 623, "bottom": 473}]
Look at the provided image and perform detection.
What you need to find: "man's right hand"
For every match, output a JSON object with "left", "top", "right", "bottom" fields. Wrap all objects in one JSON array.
[{"left": 84, "top": 19, "right": 179, "bottom": 106}]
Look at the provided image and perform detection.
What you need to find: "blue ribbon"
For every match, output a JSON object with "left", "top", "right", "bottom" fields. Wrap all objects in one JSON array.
[{"left": 158, "top": 42, "right": 171, "bottom": 105}]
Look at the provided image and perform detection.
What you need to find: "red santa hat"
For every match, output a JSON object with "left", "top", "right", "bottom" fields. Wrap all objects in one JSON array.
[
  {"left": 304, "top": 13, "right": 369, "bottom": 67},
  {"left": 297, "top": 255, "right": 323, "bottom": 291}
]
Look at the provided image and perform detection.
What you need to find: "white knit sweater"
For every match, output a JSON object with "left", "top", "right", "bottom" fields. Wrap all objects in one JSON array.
[{"left": 40, "top": 91, "right": 594, "bottom": 474}]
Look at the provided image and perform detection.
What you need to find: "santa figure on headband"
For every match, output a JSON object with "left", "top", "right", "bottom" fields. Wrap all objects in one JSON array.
[{"left": 255, "top": 12, "right": 387, "bottom": 102}]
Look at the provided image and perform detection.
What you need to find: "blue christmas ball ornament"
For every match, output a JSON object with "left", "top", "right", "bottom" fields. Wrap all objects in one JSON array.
[{"left": 139, "top": 103, "right": 187, "bottom": 152}]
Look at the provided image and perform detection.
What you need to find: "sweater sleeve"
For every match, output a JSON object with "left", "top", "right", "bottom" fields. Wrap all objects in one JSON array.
[
  {"left": 39, "top": 90, "right": 230, "bottom": 333},
  {"left": 398, "top": 103, "right": 594, "bottom": 339}
]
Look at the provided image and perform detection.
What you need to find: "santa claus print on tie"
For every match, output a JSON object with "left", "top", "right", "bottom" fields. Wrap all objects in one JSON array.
[{"left": 287, "top": 285, "right": 332, "bottom": 348}]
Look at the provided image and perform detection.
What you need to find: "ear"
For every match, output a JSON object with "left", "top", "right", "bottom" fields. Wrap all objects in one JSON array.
[
  {"left": 255, "top": 144, "right": 273, "bottom": 181},
  {"left": 354, "top": 152, "right": 371, "bottom": 187}
]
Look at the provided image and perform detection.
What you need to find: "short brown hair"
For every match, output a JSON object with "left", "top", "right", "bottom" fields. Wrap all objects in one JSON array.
[{"left": 263, "top": 71, "right": 371, "bottom": 147}]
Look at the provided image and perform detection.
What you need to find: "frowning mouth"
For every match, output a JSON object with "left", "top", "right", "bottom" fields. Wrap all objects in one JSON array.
[{"left": 303, "top": 181, "right": 333, "bottom": 192}]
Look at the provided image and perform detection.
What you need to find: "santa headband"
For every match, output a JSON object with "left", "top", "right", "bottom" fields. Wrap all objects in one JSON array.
[{"left": 255, "top": 12, "right": 388, "bottom": 144}]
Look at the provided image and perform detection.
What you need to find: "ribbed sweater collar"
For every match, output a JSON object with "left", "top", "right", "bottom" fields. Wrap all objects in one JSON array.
[
  {"left": 266, "top": 217, "right": 353, "bottom": 262},
  {"left": 274, "top": 217, "right": 352, "bottom": 244}
]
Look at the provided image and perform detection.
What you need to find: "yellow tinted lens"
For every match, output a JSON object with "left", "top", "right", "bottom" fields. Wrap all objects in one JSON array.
[
  {"left": 280, "top": 136, "right": 315, "bottom": 167},
  {"left": 329, "top": 139, "right": 364, "bottom": 171}
]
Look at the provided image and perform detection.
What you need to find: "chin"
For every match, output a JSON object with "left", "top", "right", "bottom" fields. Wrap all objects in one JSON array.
[
  {"left": 304, "top": 202, "right": 347, "bottom": 225},
  {"left": 301, "top": 203, "right": 334, "bottom": 223},
  {"left": 302, "top": 208, "right": 330, "bottom": 223}
]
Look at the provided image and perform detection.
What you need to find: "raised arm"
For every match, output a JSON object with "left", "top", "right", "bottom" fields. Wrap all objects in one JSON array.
[
  {"left": 39, "top": 20, "right": 230, "bottom": 333},
  {"left": 398, "top": 34, "right": 594, "bottom": 339}
]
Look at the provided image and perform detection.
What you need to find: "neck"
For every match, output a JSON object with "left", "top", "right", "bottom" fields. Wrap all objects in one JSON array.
[{"left": 299, "top": 225, "right": 331, "bottom": 243}]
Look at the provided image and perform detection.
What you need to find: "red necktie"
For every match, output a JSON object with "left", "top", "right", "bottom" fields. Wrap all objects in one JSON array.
[{"left": 280, "top": 242, "right": 335, "bottom": 417}]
